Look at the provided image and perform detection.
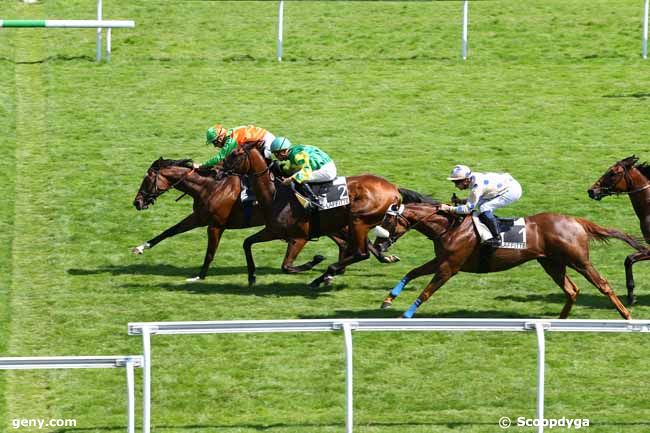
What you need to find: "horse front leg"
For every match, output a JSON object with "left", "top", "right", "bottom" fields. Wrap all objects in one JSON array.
[
  {"left": 281, "top": 238, "right": 326, "bottom": 274},
  {"left": 308, "top": 224, "right": 370, "bottom": 288},
  {"left": 624, "top": 250, "right": 650, "bottom": 305},
  {"left": 381, "top": 257, "right": 441, "bottom": 309},
  {"left": 186, "top": 226, "right": 224, "bottom": 282},
  {"left": 402, "top": 262, "right": 457, "bottom": 318},
  {"left": 243, "top": 228, "right": 278, "bottom": 288},
  {"left": 367, "top": 239, "right": 400, "bottom": 264},
  {"left": 132, "top": 212, "right": 204, "bottom": 254}
]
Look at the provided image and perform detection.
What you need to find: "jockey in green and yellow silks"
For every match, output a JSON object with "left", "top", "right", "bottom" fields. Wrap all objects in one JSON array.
[
  {"left": 199, "top": 124, "right": 276, "bottom": 168},
  {"left": 270, "top": 137, "right": 337, "bottom": 209}
]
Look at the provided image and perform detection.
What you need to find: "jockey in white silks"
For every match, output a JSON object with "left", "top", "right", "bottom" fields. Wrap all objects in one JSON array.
[{"left": 439, "top": 164, "right": 523, "bottom": 247}]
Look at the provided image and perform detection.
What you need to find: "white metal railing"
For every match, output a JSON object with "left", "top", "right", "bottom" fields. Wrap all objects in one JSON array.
[
  {"left": 0, "top": 355, "right": 143, "bottom": 433},
  {"left": 3, "top": 0, "right": 134, "bottom": 62},
  {"left": 128, "top": 318, "right": 650, "bottom": 433}
]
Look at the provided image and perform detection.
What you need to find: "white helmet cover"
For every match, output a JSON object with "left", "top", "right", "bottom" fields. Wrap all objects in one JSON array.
[{"left": 447, "top": 164, "right": 472, "bottom": 180}]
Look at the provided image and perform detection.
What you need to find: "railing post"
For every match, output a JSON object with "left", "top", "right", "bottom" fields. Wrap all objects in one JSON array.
[
  {"left": 461, "top": 0, "right": 469, "bottom": 60},
  {"left": 277, "top": 0, "right": 284, "bottom": 62},
  {"left": 96, "top": 0, "right": 102, "bottom": 62},
  {"left": 142, "top": 327, "right": 153, "bottom": 433},
  {"left": 534, "top": 322, "right": 546, "bottom": 433},
  {"left": 342, "top": 323, "right": 354, "bottom": 433},
  {"left": 642, "top": 0, "right": 650, "bottom": 59},
  {"left": 125, "top": 358, "right": 136, "bottom": 433}
]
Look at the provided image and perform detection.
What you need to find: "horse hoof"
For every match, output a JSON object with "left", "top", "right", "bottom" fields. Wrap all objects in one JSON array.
[
  {"left": 628, "top": 294, "right": 637, "bottom": 306},
  {"left": 308, "top": 278, "right": 322, "bottom": 289},
  {"left": 312, "top": 255, "right": 326, "bottom": 265},
  {"left": 381, "top": 301, "right": 392, "bottom": 310},
  {"left": 186, "top": 276, "right": 202, "bottom": 283},
  {"left": 387, "top": 255, "right": 400, "bottom": 263},
  {"left": 132, "top": 246, "right": 144, "bottom": 255},
  {"left": 323, "top": 275, "right": 334, "bottom": 286},
  {"left": 248, "top": 276, "right": 256, "bottom": 289}
]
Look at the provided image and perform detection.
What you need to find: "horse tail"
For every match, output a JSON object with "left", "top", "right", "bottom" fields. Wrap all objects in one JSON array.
[
  {"left": 399, "top": 188, "right": 439, "bottom": 205},
  {"left": 579, "top": 218, "right": 646, "bottom": 252}
]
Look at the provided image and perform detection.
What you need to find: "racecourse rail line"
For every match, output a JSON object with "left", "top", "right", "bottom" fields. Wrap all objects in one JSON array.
[
  {"left": 128, "top": 318, "right": 650, "bottom": 433},
  {"left": 0, "top": 355, "right": 143, "bottom": 433},
  {"left": 1, "top": 0, "right": 134, "bottom": 62}
]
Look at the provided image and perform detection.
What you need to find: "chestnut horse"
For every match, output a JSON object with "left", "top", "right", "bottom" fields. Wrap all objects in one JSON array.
[
  {"left": 222, "top": 143, "right": 404, "bottom": 288},
  {"left": 374, "top": 203, "right": 646, "bottom": 319},
  {"left": 132, "top": 158, "right": 342, "bottom": 280},
  {"left": 588, "top": 155, "right": 650, "bottom": 304}
]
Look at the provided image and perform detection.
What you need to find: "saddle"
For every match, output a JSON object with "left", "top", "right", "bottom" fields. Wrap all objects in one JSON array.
[
  {"left": 472, "top": 215, "right": 527, "bottom": 250},
  {"left": 302, "top": 177, "right": 350, "bottom": 210}
]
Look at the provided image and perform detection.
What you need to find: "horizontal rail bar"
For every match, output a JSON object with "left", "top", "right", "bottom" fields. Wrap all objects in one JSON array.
[
  {"left": 0, "top": 20, "right": 135, "bottom": 28},
  {"left": 129, "top": 319, "right": 650, "bottom": 335},
  {"left": 0, "top": 356, "right": 143, "bottom": 370}
]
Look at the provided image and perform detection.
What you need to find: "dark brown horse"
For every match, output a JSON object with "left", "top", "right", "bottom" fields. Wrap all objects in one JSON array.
[
  {"left": 374, "top": 203, "right": 646, "bottom": 319},
  {"left": 132, "top": 158, "right": 342, "bottom": 280},
  {"left": 588, "top": 155, "right": 650, "bottom": 303},
  {"left": 222, "top": 143, "right": 406, "bottom": 288}
]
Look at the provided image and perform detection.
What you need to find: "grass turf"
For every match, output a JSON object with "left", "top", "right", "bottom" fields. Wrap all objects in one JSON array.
[{"left": 1, "top": 1, "right": 650, "bottom": 432}]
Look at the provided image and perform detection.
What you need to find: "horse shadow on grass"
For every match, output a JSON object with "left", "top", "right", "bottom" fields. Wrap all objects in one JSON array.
[
  {"left": 300, "top": 308, "right": 538, "bottom": 320},
  {"left": 495, "top": 292, "right": 650, "bottom": 311},
  {"left": 67, "top": 264, "right": 285, "bottom": 278},
  {"left": 119, "top": 280, "right": 336, "bottom": 299}
]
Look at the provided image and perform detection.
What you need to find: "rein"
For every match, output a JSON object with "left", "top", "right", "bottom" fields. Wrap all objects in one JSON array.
[{"left": 387, "top": 204, "right": 447, "bottom": 240}]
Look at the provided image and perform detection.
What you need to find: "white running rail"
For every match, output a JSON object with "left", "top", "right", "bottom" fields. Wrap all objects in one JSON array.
[
  {"left": 0, "top": 355, "right": 143, "bottom": 433},
  {"left": 129, "top": 319, "right": 650, "bottom": 433}
]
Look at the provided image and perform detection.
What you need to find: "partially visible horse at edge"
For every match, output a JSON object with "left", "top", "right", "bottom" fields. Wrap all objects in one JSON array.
[
  {"left": 373, "top": 202, "right": 646, "bottom": 319},
  {"left": 132, "top": 158, "right": 345, "bottom": 280},
  {"left": 588, "top": 155, "right": 650, "bottom": 304}
]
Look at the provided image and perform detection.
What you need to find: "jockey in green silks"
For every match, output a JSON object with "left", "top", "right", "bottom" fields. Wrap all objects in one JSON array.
[{"left": 270, "top": 137, "right": 337, "bottom": 209}]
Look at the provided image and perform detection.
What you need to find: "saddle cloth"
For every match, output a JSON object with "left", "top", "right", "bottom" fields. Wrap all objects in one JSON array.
[
  {"left": 472, "top": 215, "right": 527, "bottom": 249},
  {"left": 310, "top": 176, "right": 350, "bottom": 210}
]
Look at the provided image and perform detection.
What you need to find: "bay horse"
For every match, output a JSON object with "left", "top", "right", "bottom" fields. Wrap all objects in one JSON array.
[
  {"left": 132, "top": 158, "right": 342, "bottom": 280},
  {"left": 588, "top": 155, "right": 650, "bottom": 304},
  {"left": 221, "top": 142, "right": 407, "bottom": 288},
  {"left": 374, "top": 203, "right": 646, "bottom": 319}
]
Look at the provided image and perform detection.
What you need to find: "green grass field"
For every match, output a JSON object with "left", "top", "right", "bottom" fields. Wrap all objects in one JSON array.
[{"left": 2, "top": 1, "right": 650, "bottom": 432}]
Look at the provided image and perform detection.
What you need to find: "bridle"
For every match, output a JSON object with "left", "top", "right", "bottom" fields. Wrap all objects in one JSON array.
[
  {"left": 598, "top": 163, "right": 650, "bottom": 197},
  {"left": 140, "top": 165, "right": 195, "bottom": 205},
  {"left": 380, "top": 204, "right": 447, "bottom": 246}
]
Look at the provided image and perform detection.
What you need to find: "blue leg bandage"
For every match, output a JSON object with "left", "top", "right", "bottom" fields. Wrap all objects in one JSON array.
[
  {"left": 403, "top": 299, "right": 422, "bottom": 318},
  {"left": 390, "top": 277, "right": 409, "bottom": 298}
]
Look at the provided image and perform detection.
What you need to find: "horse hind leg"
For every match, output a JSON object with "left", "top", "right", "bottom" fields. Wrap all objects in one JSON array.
[
  {"left": 281, "top": 238, "right": 326, "bottom": 274},
  {"left": 537, "top": 259, "right": 580, "bottom": 319},
  {"left": 572, "top": 262, "right": 631, "bottom": 320}
]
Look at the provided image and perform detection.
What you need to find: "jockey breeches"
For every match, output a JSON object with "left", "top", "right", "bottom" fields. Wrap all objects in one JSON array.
[
  {"left": 306, "top": 161, "right": 337, "bottom": 183},
  {"left": 476, "top": 179, "right": 522, "bottom": 213}
]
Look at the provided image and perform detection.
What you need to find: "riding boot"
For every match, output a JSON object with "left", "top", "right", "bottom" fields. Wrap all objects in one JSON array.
[
  {"left": 478, "top": 211, "right": 501, "bottom": 247},
  {"left": 297, "top": 183, "right": 323, "bottom": 210}
]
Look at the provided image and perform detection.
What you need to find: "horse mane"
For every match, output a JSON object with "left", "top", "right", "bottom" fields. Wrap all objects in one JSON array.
[
  {"left": 635, "top": 161, "right": 650, "bottom": 180},
  {"left": 399, "top": 187, "right": 440, "bottom": 205},
  {"left": 151, "top": 158, "right": 194, "bottom": 170}
]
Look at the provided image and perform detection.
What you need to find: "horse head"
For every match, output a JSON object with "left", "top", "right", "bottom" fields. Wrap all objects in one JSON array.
[
  {"left": 223, "top": 141, "right": 269, "bottom": 177},
  {"left": 588, "top": 155, "right": 640, "bottom": 200},
  {"left": 373, "top": 203, "right": 411, "bottom": 252},
  {"left": 133, "top": 157, "right": 194, "bottom": 210}
]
